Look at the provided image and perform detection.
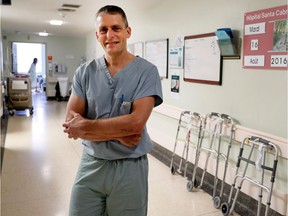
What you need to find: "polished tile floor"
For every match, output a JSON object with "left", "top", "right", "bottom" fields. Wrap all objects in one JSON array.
[{"left": 1, "top": 92, "right": 228, "bottom": 216}]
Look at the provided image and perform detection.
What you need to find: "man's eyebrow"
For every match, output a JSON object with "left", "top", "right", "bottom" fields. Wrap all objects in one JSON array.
[
  {"left": 111, "top": 24, "right": 122, "bottom": 28},
  {"left": 99, "top": 24, "right": 122, "bottom": 28}
]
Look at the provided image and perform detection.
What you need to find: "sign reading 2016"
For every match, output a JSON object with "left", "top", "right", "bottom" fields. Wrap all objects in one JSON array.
[{"left": 243, "top": 5, "right": 288, "bottom": 70}]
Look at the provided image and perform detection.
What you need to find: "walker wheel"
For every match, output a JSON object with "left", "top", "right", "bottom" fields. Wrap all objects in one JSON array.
[
  {"left": 187, "top": 180, "right": 193, "bottom": 192},
  {"left": 186, "top": 179, "right": 198, "bottom": 192},
  {"left": 9, "top": 110, "right": 14, "bottom": 116},
  {"left": 221, "top": 202, "right": 230, "bottom": 216},
  {"left": 193, "top": 179, "right": 199, "bottom": 188},
  {"left": 213, "top": 196, "right": 221, "bottom": 209},
  {"left": 171, "top": 166, "right": 176, "bottom": 175}
]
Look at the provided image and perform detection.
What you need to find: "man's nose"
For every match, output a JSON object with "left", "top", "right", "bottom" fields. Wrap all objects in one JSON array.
[{"left": 107, "top": 29, "right": 115, "bottom": 38}]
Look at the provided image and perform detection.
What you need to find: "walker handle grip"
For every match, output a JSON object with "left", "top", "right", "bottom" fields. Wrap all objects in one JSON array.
[
  {"left": 210, "top": 112, "right": 220, "bottom": 117},
  {"left": 220, "top": 113, "right": 234, "bottom": 124},
  {"left": 182, "top": 111, "right": 191, "bottom": 115},
  {"left": 192, "top": 112, "right": 201, "bottom": 119},
  {"left": 251, "top": 136, "right": 270, "bottom": 145},
  {"left": 221, "top": 113, "right": 229, "bottom": 119}
]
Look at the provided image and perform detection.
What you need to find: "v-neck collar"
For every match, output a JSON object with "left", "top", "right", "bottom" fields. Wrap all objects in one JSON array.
[
  {"left": 100, "top": 57, "right": 113, "bottom": 85},
  {"left": 100, "top": 56, "right": 139, "bottom": 85}
]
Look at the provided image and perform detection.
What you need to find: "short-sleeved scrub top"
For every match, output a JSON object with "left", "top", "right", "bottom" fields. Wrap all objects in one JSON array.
[{"left": 72, "top": 56, "right": 163, "bottom": 160}]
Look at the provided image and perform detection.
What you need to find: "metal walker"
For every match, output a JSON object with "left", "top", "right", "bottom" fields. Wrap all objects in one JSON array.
[
  {"left": 211, "top": 114, "right": 236, "bottom": 209},
  {"left": 221, "top": 136, "right": 279, "bottom": 216},
  {"left": 186, "top": 112, "right": 236, "bottom": 210},
  {"left": 170, "top": 111, "right": 203, "bottom": 178},
  {"left": 186, "top": 112, "right": 222, "bottom": 192}
]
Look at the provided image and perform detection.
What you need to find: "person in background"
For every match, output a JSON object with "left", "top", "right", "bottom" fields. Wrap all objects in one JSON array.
[
  {"left": 62, "top": 5, "right": 163, "bottom": 216},
  {"left": 28, "top": 58, "right": 39, "bottom": 92}
]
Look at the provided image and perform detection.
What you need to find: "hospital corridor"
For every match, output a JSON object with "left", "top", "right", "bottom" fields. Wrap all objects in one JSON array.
[{"left": 0, "top": 92, "right": 228, "bottom": 216}]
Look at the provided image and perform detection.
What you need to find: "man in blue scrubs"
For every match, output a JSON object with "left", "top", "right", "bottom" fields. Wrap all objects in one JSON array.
[{"left": 63, "top": 5, "right": 163, "bottom": 216}]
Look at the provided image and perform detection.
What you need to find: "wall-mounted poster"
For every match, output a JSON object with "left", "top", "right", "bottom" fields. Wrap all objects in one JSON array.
[
  {"left": 169, "top": 47, "right": 183, "bottom": 69},
  {"left": 145, "top": 39, "right": 169, "bottom": 78},
  {"left": 171, "top": 75, "right": 180, "bottom": 93},
  {"left": 243, "top": 5, "right": 288, "bottom": 70}
]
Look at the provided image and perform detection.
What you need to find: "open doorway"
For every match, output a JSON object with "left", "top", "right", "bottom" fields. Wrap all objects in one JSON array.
[
  {"left": 11, "top": 42, "right": 46, "bottom": 91},
  {"left": 12, "top": 42, "right": 46, "bottom": 75}
]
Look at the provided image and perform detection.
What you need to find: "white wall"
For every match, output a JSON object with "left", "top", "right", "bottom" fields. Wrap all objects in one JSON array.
[
  {"left": 87, "top": 0, "right": 287, "bottom": 214},
  {"left": 86, "top": 32, "right": 97, "bottom": 61},
  {"left": 129, "top": 0, "right": 287, "bottom": 139}
]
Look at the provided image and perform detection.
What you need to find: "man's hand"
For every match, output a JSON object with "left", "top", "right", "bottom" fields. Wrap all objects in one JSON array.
[
  {"left": 62, "top": 111, "right": 86, "bottom": 140},
  {"left": 116, "top": 134, "right": 142, "bottom": 147},
  {"left": 63, "top": 111, "right": 142, "bottom": 147}
]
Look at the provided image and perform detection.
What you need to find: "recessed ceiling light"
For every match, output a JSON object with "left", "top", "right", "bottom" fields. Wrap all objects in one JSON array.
[
  {"left": 50, "top": 20, "right": 63, "bottom": 26},
  {"left": 39, "top": 32, "right": 48, "bottom": 36}
]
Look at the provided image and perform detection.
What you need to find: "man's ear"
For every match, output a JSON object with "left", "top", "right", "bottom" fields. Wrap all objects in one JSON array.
[
  {"left": 95, "top": 32, "right": 99, "bottom": 40},
  {"left": 126, "top": 27, "right": 131, "bottom": 39}
]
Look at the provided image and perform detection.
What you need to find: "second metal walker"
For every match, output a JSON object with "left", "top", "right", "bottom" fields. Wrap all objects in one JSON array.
[
  {"left": 186, "top": 112, "right": 236, "bottom": 211},
  {"left": 221, "top": 136, "right": 279, "bottom": 216}
]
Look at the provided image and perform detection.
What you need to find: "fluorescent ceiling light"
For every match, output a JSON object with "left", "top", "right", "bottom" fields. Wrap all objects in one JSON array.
[
  {"left": 39, "top": 32, "right": 48, "bottom": 36},
  {"left": 50, "top": 20, "right": 63, "bottom": 25}
]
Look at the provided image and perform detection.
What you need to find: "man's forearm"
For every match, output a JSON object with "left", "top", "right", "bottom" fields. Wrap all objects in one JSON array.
[
  {"left": 63, "top": 96, "right": 154, "bottom": 144},
  {"left": 63, "top": 113, "right": 142, "bottom": 147},
  {"left": 79, "top": 114, "right": 142, "bottom": 140},
  {"left": 63, "top": 112, "right": 142, "bottom": 140}
]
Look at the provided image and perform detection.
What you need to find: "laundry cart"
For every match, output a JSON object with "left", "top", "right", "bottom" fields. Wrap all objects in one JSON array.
[{"left": 7, "top": 76, "right": 33, "bottom": 115}]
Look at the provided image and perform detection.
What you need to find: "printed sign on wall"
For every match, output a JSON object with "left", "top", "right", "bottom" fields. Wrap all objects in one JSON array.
[{"left": 243, "top": 5, "right": 288, "bottom": 70}]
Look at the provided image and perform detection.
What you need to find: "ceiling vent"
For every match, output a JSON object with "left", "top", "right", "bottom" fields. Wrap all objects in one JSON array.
[
  {"left": 58, "top": 4, "right": 81, "bottom": 12},
  {"left": 62, "top": 4, "right": 81, "bottom": 8}
]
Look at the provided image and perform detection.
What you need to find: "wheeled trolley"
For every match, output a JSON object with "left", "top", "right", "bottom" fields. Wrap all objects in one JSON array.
[
  {"left": 7, "top": 76, "right": 33, "bottom": 115},
  {"left": 170, "top": 111, "right": 203, "bottom": 178},
  {"left": 221, "top": 136, "right": 279, "bottom": 216}
]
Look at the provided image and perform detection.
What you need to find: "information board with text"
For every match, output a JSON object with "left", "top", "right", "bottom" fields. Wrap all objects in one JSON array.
[{"left": 243, "top": 5, "right": 288, "bottom": 70}]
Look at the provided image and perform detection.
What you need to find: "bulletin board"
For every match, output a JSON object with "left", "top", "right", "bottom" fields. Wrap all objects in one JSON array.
[
  {"left": 184, "top": 33, "right": 222, "bottom": 85},
  {"left": 243, "top": 5, "right": 288, "bottom": 70},
  {"left": 128, "top": 42, "right": 144, "bottom": 58},
  {"left": 145, "top": 39, "right": 169, "bottom": 78}
]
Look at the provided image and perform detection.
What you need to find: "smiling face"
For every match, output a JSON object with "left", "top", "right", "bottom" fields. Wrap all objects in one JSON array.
[{"left": 96, "top": 13, "right": 131, "bottom": 58}]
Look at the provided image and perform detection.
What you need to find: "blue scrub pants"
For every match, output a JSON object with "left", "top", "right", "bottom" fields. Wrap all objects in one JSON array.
[{"left": 69, "top": 151, "right": 149, "bottom": 216}]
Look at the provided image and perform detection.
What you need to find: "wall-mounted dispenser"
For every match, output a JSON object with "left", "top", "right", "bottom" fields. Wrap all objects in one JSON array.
[{"left": 215, "top": 28, "right": 241, "bottom": 59}]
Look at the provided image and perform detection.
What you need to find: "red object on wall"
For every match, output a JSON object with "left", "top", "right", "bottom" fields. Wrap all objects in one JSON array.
[{"left": 243, "top": 5, "right": 288, "bottom": 70}]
